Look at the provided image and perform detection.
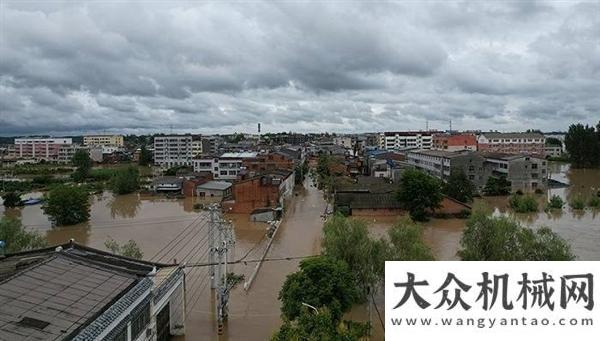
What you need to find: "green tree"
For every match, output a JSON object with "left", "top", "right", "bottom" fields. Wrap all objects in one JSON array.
[
  {"left": 458, "top": 211, "right": 575, "bottom": 261},
  {"left": 322, "top": 215, "right": 385, "bottom": 300},
  {"left": 2, "top": 192, "right": 21, "bottom": 208},
  {"left": 272, "top": 307, "right": 369, "bottom": 341},
  {"left": 444, "top": 169, "right": 475, "bottom": 203},
  {"left": 545, "top": 137, "right": 563, "bottom": 147},
  {"left": 72, "top": 149, "right": 92, "bottom": 181},
  {"left": 546, "top": 195, "right": 564, "bottom": 210},
  {"left": 42, "top": 185, "right": 91, "bottom": 225},
  {"left": 0, "top": 217, "right": 47, "bottom": 253},
  {"left": 104, "top": 237, "right": 143, "bottom": 259},
  {"left": 483, "top": 176, "right": 511, "bottom": 196},
  {"left": 565, "top": 122, "right": 600, "bottom": 168},
  {"left": 509, "top": 194, "right": 538, "bottom": 213},
  {"left": 387, "top": 217, "right": 435, "bottom": 261},
  {"left": 279, "top": 256, "right": 359, "bottom": 322},
  {"left": 396, "top": 169, "right": 443, "bottom": 221},
  {"left": 111, "top": 166, "right": 140, "bottom": 194},
  {"left": 138, "top": 144, "right": 152, "bottom": 166}
]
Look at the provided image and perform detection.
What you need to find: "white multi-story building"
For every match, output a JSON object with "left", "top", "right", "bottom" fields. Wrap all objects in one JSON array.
[
  {"left": 83, "top": 135, "right": 124, "bottom": 147},
  {"left": 193, "top": 152, "right": 258, "bottom": 180},
  {"left": 153, "top": 135, "right": 193, "bottom": 167},
  {"left": 378, "top": 132, "right": 433, "bottom": 151},
  {"left": 191, "top": 140, "right": 203, "bottom": 157},
  {"left": 14, "top": 138, "right": 73, "bottom": 161}
]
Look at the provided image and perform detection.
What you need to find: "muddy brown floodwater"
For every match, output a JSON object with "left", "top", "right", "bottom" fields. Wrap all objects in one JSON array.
[{"left": 1, "top": 162, "right": 598, "bottom": 340}]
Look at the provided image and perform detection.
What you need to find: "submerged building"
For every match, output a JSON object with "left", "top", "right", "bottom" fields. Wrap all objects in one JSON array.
[{"left": 0, "top": 241, "right": 185, "bottom": 341}]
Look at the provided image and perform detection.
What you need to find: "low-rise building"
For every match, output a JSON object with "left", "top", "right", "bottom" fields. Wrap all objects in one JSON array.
[
  {"left": 544, "top": 145, "right": 562, "bottom": 158},
  {"left": 0, "top": 241, "right": 185, "bottom": 341},
  {"left": 193, "top": 152, "right": 258, "bottom": 180},
  {"left": 223, "top": 170, "right": 294, "bottom": 213},
  {"left": 477, "top": 132, "right": 545, "bottom": 156},
  {"left": 57, "top": 144, "right": 87, "bottom": 163},
  {"left": 483, "top": 153, "right": 547, "bottom": 192},
  {"left": 407, "top": 149, "right": 490, "bottom": 189},
  {"left": 432, "top": 133, "right": 477, "bottom": 151},
  {"left": 151, "top": 177, "right": 184, "bottom": 192},
  {"left": 333, "top": 136, "right": 353, "bottom": 149},
  {"left": 196, "top": 181, "right": 232, "bottom": 200},
  {"left": 14, "top": 138, "right": 72, "bottom": 161},
  {"left": 242, "top": 152, "right": 295, "bottom": 172},
  {"left": 83, "top": 134, "right": 124, "bottom": 147}
]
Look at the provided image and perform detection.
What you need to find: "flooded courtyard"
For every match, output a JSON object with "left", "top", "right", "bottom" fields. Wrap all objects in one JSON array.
[{"left": 1, "top": 162, "right": 599, "bottom": 340}]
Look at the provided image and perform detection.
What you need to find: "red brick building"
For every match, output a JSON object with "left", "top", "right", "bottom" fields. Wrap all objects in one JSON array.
[
  {"left": 242, "top": 153, "right": 294, "bottom": 172},
  {"left": 432, "top": 133, "right": 477, "bottom": 152},
  {"left": 223, "top": 170, "right": 294, "bottom": 213}
]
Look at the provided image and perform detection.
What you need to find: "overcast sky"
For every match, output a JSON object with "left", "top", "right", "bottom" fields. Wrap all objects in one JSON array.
[{"left": 1, "top": 1, "right": 599, "bottom": 136}]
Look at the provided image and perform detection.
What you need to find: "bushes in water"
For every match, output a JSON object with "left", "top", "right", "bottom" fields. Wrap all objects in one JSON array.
[{"left": 509, "top": 194, "right": 538, "bottom": 213}]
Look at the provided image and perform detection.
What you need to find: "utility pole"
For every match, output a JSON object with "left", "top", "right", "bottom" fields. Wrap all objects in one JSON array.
[{"left": 209, "top": 204, "right": 235, "bottom": 335}]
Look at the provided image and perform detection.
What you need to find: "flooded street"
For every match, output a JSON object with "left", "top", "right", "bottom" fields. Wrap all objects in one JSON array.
[{"left": 1, "top": 162, "right": 599, "bottom": 340}]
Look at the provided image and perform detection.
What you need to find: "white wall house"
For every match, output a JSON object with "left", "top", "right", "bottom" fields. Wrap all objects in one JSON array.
[
  {"left": 154, "top": 135, "right": 193, "bottom": 168},
  {"left": 378, "top": 132, "right": 433, "bottom": 151}
]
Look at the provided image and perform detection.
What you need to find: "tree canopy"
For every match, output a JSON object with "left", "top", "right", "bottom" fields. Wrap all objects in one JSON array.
[
  {"left": 279, "top": 256, "right": 359, "bottom": 322},
  {"left": 2, "top": 192, "right": 21, "bottom": 208},
  {"left": 138, "top": 145, "right": 153, "bottom": 166},
  {"left": 111, "top": 166, "right": 140, "bottom": 194},
  {"left": 0, "top": 217, "right": 47, "bottom": 253},
  {"left": 444, "top": 169, "right": 475, "bottom": 203},
  {"left": 72, "top": 149, "right": 92, "bottom": 182},
  {"left": 565, "top": 122, "right": 600, "bottom": 168},
  {"left": 396, "top": 169, "right": 443, "bottom": 221},
  {"left": 483, "top": 176, "right": 511, "bottom": 196},
  {"left": 42, "top": 185, "right": 91, "bottom": 225},
  {"left": 272, "top": 307, "right": 369, "bottom": 341},
  {"left": 104, "top": 237, "right": 143, "bottom": 259},
  {"left": 458, "top": 211, "right": 574, "bottom": 261}
]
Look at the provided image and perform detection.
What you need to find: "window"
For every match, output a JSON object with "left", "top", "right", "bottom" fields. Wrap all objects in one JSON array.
[
  {"left": 531, "top": 163, "right": 538, "bottom": 169},
  {"left": 220, "top": 170, "right": 227, "bottom": 175},
  {"left": 469, "top": 175, "right": 475, "bottom": 180},
  {"left": 131, "top": 303, "right": 150, "bottom": 340}
]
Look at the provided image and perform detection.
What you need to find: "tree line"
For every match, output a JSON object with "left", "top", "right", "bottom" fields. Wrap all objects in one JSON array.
[{"left": 565, "top": 121, "right": 600, "bottom": 168}]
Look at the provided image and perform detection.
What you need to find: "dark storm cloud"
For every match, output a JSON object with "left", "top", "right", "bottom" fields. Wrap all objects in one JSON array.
[{"left": 0, "top": 0, "right": 599, "bottom": 136}]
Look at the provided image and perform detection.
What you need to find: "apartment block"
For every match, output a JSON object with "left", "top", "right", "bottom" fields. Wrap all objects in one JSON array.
[
  {"left": 191, "top": 140, "right": 203, "bottom": 157},
  {"left": 407, "top": 149, "right": 490, "bottom": 189},
  {"left": 432, "top": 133, "right": 477, "bottom": 152},
  {"left": 153, "top": 135, "right": 193, "bottom": 167},
  {"left": 378, "top": 132, "right": 433, "bottom": 151},
  {"left": 193, "top": 152, "right": 258, "bottom": 180},
  {"left": 483, "top": 153, "right": 547, "bottom": 192},
  {"left": 242, "top": 152, "right": 295, "bottom": 172},
  {"left": 83, "top": 134, "right": 124, "bottom": 147},
  {"left": 333, "top": 136, "right": 353, "bottom": 149},
  {"left": 14, "top": 138, "right": 73, "bottom": 161},
  {"left": 477, "top": 132, "right": 545, "bottom": 156},
  {"left": 223, "top": 170, "right": 295, "bottom": 213}
]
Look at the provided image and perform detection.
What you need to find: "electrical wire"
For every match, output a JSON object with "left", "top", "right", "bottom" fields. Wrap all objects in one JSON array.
[{"left": 151, "top": 213, "right": 207, "bottom": 261}]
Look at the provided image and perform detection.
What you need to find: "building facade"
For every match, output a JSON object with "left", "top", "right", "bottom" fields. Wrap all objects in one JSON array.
[
  {"left": 153, "top": 135, "right": 193, "bottom": 167},
  {"left": 193, "top": 152, "right": 258, "bottom": 180},
  {"left": 477, "top": 132, "right": 545, "bottom": 155},
  {"left": 432, "top": 133, "right": 477, "bottom": 152},
  {"left": 83, "top": 134, "right": 124, "bottom": 147},
  {"left": 14, "top": 138, "right": 73, "bottom": 161},
  {"left": 483, "top": 153, "right": 548, "bottom": 192},
  {"left": 407, "top": 149, "right": 490, "bottom": 189},
  {"left": 242, "top": 153, "right": 295, "bottom": 172},
  {"left": 378, "top": 132, "right": 433, "bottom": 151},
  {"left": 224, "top": 170, "right": 295, "bottom": 213}
]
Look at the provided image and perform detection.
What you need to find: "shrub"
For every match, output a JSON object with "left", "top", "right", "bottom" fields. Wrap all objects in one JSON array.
[
  {"left": 587, "top": 196, "right": 600, "bottom": 208},
  {"left": 570, "top": 197, "right": 586, "bottom": 210},
  {"left": 534, "top": 188, "right": 544, "bottom": 194},
  {"left": 509, "top": 194, "right": 538, "bottom": 213},
  {"left": 515, "top": 189, "right": 524, "bottom": 195},
  {"left": 546, "top": 195, "right": 564, "bottom": 210},
  {"left": 2, "top": 192, "right": 21, "bottom": 208}
]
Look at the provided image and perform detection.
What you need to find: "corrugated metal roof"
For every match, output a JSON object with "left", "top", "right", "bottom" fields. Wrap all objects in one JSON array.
[{"left": 197, "top": 181, "right": 232, "bottom": 191}]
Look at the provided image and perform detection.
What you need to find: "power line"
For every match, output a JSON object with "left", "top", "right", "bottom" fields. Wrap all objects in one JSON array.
[
  {"left": 156, "top": 220, "right": 210, "bottom": 263},
  {"left": 151, "top": 213, "right": 207, "bottom": 261},
  {"left": 184, "top": 254, "right": 319, "bottom": 268}
]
